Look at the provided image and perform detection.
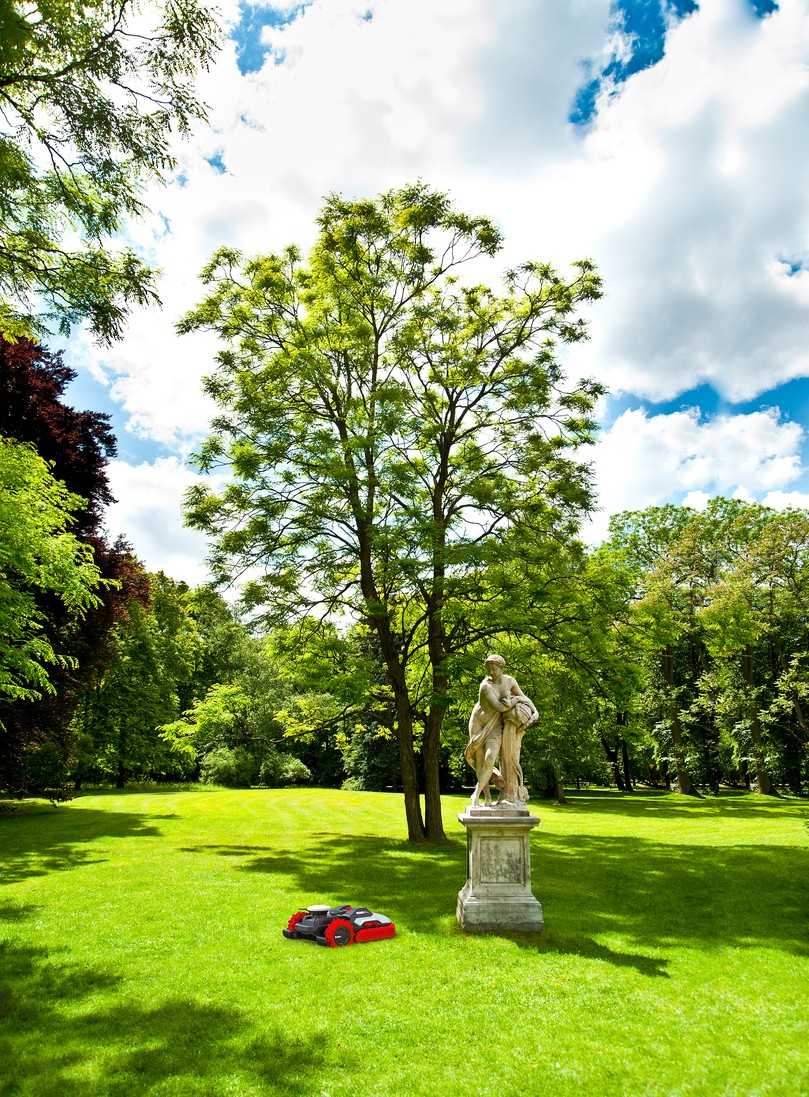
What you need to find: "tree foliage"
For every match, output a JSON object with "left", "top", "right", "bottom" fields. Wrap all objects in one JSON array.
[
  {"left": 604, "top": 499, "right": 809, "bottom": 795},
  {"left": 0, "top": 0, "right": 219, "bottom": 341},
  {"left": 0, "top": 436, "right": 103, "bottom": 705}
]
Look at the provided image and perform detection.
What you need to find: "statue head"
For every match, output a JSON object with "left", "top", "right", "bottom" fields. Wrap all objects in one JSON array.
[{"left": 484, "top": 653, "right": 506, "bottom": 678}]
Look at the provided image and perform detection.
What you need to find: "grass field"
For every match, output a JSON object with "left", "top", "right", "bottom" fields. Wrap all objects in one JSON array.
[{"left": 1, "top": 787, "right": 808, "bottom": 1097}]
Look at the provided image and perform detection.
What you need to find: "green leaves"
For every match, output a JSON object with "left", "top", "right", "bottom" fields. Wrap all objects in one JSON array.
[
  {"left": 0, "top": 437, "right": 104, "bottom": 703},
  {"left": 0, "top": 0, "right": 220, "bottom": 342}
]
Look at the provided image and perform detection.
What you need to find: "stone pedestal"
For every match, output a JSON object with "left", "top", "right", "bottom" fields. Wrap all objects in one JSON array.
[{"left": 456, "top": 806, "right": 544, "bottom": 933}]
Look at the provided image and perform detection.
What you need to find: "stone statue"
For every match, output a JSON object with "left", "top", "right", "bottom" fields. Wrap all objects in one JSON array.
[{"left": 465, "top": 653, "right": 538, "bottom": 808}]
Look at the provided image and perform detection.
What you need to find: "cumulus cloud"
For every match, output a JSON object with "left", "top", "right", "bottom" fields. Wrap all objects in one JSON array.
[
  {"left": 74, "top": 0, "right": 809, "bottom": 443},
  {"left": 75, "top": 0, "right": 614, "bottom": 444},
  {"left": 585, "top": 406, "right": 806, "bottom": 541},
  {"left": 762, "top": 489, "right": 809, "bottom": 509},
  {"left": 104, "top": 458, "right": 215, "bottom": 584},
  {"left": 63, "top": 0, "right": 809, "bottom": 570}
]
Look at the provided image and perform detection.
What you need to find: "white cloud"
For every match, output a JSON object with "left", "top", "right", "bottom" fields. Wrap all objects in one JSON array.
[
  {"left": 63, "top": 0, "right": 809, "bottom": 556},
  {"left": 73, "top": 0, "right": 614, "bottom": 444},
  {"left": 567, "top": 0, "right": 809, "bottom": 401},
  {"left": 762, "top": 489, "right": 809, "bottom": 509},
  {"left": 105, "top": 458, "right": 214, "bottom": 585},
  {"left": 77, "top": 0, "right": 809, "bottom": 430},
  {"left": 585, "top": 406, "right": 806, "bottom": 541}
]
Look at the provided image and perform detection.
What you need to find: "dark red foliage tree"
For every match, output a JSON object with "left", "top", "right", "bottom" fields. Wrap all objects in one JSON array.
[
  {"left": 0, "top": 337, "right": 149, "bottom": 791},
  {"left": 0, "top": 338, "right": 117, "bottom": 535}
]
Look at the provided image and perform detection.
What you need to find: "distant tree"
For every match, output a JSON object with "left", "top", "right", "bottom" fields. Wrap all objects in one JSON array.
[
  {"left": 183, "top": 585, "right": 253, "bottom": 708},
  {"left": 607, "top": 506, "right": 701, "bottom": 794},
  {"left": 180, "top": 183, "right": 602, "bottom": 840},
  {"left": 604, "top": 499, "right": 809, "bottom": 796},
  {"left": 73, "top": 573, "right": 198, "bottom": 787},
  {"left": 0, "top": 0, "right": 220, "bottom": 342},
  {"left": 700, "top": 504, "right": 809, "bottom": 794}
]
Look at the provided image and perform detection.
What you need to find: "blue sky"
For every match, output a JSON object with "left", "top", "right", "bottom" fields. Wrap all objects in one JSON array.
[{"left": 64, "top": 0, "right": 809, "bottom": 578}]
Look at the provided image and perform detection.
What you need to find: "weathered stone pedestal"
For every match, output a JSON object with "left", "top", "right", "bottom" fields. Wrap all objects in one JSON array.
[{"left": 457, "top": 806, "right": 544, "bottom": 933}]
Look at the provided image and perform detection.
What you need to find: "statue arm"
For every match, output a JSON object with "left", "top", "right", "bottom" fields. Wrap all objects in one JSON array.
[{"left": 480, "top": 680, "right": 514, "bottom": 712}]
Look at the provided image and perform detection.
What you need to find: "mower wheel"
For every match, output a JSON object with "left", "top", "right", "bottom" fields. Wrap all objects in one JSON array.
[{"left": 324, "top": 918, "right": 355, "bottom": 947}]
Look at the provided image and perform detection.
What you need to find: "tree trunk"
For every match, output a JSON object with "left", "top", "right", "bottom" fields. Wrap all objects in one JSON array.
[
  {"left": 422, "top": 445, "right": 450, "bottom": 841},
  {"left": 620, "top": 737, "right": 633, "bottom": 792},
  {"left": 742, "top": 645, "right": 773, "bottom": 795},
  {"left": 662, "top": 646, "right": 693, "bottom": 794},
  {"left": 115, "top": 722, "right": 126, "bottom": 789},
  {"left": 385, "top": 655, "right": 424, "bottom": 840},
  {"left": 355, "top": 517, "right": 425, "bottom": 840},
  {"left": 617, "top": 711, "right": 633, "bottom": 791},
  {"left": 599, "top": 733, "right": 625, "bottom": 791},
  {"left": 396, "top": 704, "right": 424, "bottom": 840},
  {"left": 422, "top": 707, "right": 445, "bottom": 841},
  {"left": 550, "top": 765, "right": 567, "bottom": 804},
  {"left": 366, "top": 616, "right": 424, "bottom": 839}
]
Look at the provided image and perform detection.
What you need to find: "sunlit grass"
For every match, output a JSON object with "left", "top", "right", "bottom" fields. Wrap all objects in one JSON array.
[{"left": 1, "top": 787, "right": 808, "bottom": 1096}]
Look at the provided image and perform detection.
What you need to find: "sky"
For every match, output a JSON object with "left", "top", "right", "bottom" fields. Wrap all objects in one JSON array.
[{"left": 62, "top": 0, "right": 809, "bottom": 583}]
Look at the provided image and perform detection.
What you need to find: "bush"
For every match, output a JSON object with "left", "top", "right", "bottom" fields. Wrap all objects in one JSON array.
[
  {"left": 258, "top": 750, "right": 311, "bottom": 788},
  {"left": 339, "top": 724, "right": 400, "bottom": 791},
  {"left": 200, "top": 746, "right": 256, "bottom": 787}
]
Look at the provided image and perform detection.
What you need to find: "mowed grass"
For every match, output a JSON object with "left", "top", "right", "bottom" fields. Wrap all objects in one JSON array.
[{"left": 1, "top": 787, "right": 808, "bottom": 1097}]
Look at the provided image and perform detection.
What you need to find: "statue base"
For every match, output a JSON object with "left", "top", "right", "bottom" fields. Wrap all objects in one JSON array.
[{"left": 456, "top": 806, "right": 544, "bottom": 934}]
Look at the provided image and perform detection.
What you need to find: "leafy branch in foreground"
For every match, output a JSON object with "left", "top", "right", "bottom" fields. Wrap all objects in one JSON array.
[{"left": 0, "top": 0, "right": 220, "bottom": 341}]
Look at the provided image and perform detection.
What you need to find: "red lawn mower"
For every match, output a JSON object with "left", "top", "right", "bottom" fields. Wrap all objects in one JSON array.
[{"left": 283, "top": 904, "right": 396, "bottom": 947}]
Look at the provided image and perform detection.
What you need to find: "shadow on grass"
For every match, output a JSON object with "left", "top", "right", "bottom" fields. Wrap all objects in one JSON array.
[
  {"left": 0, "top": 906, "right": 341, "bottom": 1097},
  {"left": 181, "top": 825, "right": 809, "bottom": 973},
  {"left": 0, "top": 806, "right": 174, "bottom": 886},
  {"left": 559, "top": 789, "right": 809, "bottom": 819}
]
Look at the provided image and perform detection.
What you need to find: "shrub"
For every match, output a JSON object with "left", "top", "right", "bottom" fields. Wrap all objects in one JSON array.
[
  {"left": 258, "top": 750, "right": 311, "bottom": 788},
  {"left": 200, "top": 746, "right": 256, "bottom": 787},
  {"left": 339, "top": 724, "right": 400, "bottom": 791}
]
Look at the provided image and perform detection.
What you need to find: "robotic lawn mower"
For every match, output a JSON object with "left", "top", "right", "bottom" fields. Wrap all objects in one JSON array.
[{"left": 283, "top": 904, "right": 396, "bottom": 947}]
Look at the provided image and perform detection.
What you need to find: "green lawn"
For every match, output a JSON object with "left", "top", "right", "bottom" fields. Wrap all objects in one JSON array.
[{"left": 1, "top": 787, "right": 808, "bottom": 1097}]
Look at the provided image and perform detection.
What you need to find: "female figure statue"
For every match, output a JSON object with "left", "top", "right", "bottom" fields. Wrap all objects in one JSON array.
[{"left": 465, "top": 654, "right": 538, "bottom": 808}]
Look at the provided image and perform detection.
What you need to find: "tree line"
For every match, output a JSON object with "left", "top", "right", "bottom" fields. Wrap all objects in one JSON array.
[{"left": 1, "top": 334, "right": 807, "bottom": 825}]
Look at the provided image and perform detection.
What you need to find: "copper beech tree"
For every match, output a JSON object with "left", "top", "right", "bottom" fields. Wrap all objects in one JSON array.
[{"left": 180, "top": 184, "right": 603, "bottom": 840}]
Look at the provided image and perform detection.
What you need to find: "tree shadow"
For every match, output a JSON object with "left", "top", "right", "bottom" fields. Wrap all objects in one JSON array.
[
  {"left": 0, "top": 904, "right": 342, "bottom": 1097},
  {"left": 0, "top": 901, "right": 39, "bottom": 923},
  {"left": 499, "top": 928, "right": 671, "bottom": 978},
  {"left": 0, "top": 806, "right": 173, "bottom": 886},
  {"left": 181, "top": 824, "right": 809, "bottom": 973},
  {"left": 559, "top": 790, "right": 809, "bottom": 820}
]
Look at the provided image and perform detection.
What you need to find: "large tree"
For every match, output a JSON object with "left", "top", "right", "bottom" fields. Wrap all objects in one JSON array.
[
  {"left": 0, "top": 0, "right": 219, "bottom": 342},
  {"left": 180, "top": 184, "right": 602, "bottom": 840}
]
